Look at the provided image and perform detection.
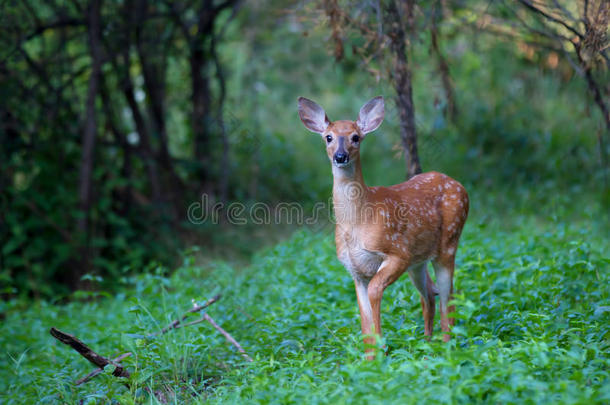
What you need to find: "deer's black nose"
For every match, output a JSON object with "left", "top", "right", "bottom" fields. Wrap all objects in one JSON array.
[{"left": 334, "top": 152, "right": 348, "bottom": 164}]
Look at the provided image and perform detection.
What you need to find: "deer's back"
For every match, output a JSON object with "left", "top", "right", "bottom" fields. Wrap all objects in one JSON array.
[{"left": 336, "top": 172, "right": 468, "bottom": 274}]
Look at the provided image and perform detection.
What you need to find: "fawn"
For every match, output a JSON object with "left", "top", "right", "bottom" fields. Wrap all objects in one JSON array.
[{"left": 298, "top": 96, "right": 469, "bottom": 354}]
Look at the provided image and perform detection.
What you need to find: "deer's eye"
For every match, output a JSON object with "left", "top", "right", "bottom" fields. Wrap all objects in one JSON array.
[
  {"left": 326, "top": 135, "right": 333, "bottom": 143},
  {"left": 351, "top": 135, "right": 360, "bottom": 143}
]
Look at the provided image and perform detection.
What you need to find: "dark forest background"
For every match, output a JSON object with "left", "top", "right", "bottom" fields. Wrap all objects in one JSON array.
[{"left": 1, "top": 0, "right": 608, "bottom": 298}]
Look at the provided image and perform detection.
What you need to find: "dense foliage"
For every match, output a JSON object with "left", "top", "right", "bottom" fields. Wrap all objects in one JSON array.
[
  {"left": 1, "top": 0, "right": 608, "bottom": 297},
  {"left": 1, "top": 194, "right": 608, "bottom": 403}
]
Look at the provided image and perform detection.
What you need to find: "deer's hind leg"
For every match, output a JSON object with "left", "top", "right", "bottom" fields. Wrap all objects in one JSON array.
[
  {"left": 432, "top": 256, "right": 455, "bottom": 342},
  {"left": 407, "top": 262, "right": 437, "bottom": 337},
  {"left": 435, "top": 184, "right": 468, "bottom": 341}
]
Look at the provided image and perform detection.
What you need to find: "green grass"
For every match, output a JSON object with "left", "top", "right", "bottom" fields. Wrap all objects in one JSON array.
[{"left": 1, "top": 196, "right": 609, "bottom": 404}]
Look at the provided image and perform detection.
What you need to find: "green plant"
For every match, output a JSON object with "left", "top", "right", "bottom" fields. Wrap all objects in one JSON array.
[{"left": 1, "top": 192, "right": 608, "bottom": 403}]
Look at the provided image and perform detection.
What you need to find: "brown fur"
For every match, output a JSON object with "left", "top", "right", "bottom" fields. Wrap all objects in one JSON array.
[{"left": 299, "top": 97, "right": 469, "bottom": 356}]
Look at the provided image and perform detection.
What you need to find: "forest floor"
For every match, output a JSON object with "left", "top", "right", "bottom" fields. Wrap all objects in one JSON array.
[{"left": 1, "top": 189, "right": 609, "bottom": 404}]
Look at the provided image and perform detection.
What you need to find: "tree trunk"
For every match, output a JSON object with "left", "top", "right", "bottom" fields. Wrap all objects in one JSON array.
[
  {"left": 211, "top": 33, "right": 230, "bottom": 205},
  {"left": 575, "top": 46, "right": 610, "bottom": 134},
  {"left": 387, "top": 0, "right": 422, "bottom": 179},
  {"left": 189, "top": 1, "right": 238, "bottom": 197},
  {"left": 191, "top": 44, "right": 213, "bottom": 195},
  {"left": 431, "top": 0, "right": 458, "bottom": 122},
  {"left": 116, "top": 49, "right": 164, "bottom": 206},
  {"left": 575, "top": 44, "right": 610, "bottom": 196},
  {"left": 76, "top": 0, "right": 103, "bottom": 285},
  {"left": 113, "top": 0, "right": 169, "bottom": 209},
  {"left": 99, "top": 72, "right": 133, "bottom": 216},
  {"left": 133, "top": 0, "right": 183, "bottom": 219}
]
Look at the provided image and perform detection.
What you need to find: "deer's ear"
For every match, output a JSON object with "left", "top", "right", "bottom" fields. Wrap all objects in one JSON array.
[
  {"left": 356, "top": 96, "right": 384, "bottom": 134},
  {"left": 298, "top": 97, "right": 330, "bottom": 134}
]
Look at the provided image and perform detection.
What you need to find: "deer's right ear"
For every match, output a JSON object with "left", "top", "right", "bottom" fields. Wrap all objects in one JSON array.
[{"left": 298, "top": 97, "right": 330, "bottom": 134}]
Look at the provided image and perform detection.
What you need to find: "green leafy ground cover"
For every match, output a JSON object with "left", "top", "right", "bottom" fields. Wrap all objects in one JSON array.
[{"left": 1, "top": 193, "right": 609, "bottom": 404}]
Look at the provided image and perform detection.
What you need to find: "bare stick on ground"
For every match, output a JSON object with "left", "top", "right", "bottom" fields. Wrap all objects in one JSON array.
[
  {"left": 51, "top": 293, "right": 252, "bottom": 388},
  {"left": 202, "top": 313, "right": 253, "bottom": 362},
  {"left": 49, "top": 327, "right": 131, "bottom": 379},
  {"left": 75, "top": 353, "right": 132, "bottom": 385},
  {"left": 157, "top": 294, "right": 253, "bottom": 362},
  {"left": 159, "top": 294, "right": 222, "bottom": 334}
]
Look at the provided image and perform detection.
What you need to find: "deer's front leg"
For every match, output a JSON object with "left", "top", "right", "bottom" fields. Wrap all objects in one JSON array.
[
  {"left": 354, "top": 279, "right": 375, "bottom": 350},
  {"left": 366, "top": 256, "right": 408, "bottom": 346}
]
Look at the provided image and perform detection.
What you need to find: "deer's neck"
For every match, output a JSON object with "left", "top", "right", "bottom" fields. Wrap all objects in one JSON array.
[{"left": 332, "top": 159, "right": 368, "bottom": 226}]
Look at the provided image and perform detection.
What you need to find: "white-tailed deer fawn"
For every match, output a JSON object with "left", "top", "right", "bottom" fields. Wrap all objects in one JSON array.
[{"left": 298, "top": 96, "right": 469, "bottom": 354}]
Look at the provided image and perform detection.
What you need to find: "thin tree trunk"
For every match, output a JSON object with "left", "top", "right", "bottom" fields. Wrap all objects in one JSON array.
[
  {"left": 211, "top": 33, "right": 230, "bottom": 205},
  {"left": 99, "top": 73, "right": 133, "bottom": 215},
  {"left": 164, "top": 0, "right": 212, "bottom": 197},
  {"left": 191, "top": 44, "right": 213, "bottom": 195},
  {"left": 575, "top": 44, "right": 610, "bottom": 195},
  {"left": 76, "top": 0, "right": 103, "bottom": 284},
  {"left": 575, "top": 46, "right": 610, "bottom": 133},
  {"left": 431, "top": 0, "right": 458, "bottom": 122},
  {"left": 114, "top": 0, "right": 167, "bottom": 208},
  {"left": 133, "top": 0, "right": 182, "bottom": 219},
  {"left": 134, "top": 0, "right": 168, "bottom": 149},
  {"left": 387, "top": 0, "right": 422, "bottom": 179},
  {"left": 114, "top": 47, "right": 164, "bottom": 206},
  {"left": 190, "top": 1, "right": 238, "bottom": 197},
  {"left": 165, "top": 0, "right": 237, "bottom": 199}
]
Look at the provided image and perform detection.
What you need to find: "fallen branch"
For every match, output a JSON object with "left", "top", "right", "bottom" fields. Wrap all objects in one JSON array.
[
  {"left": 49, "top": 328, "right": 130, "bottom": 379},
  {"left": 157, "top": 294, "right": 252, "bottom": 361},
  {"left": 202, "top": 313, "right": 253, "bottom": 362},
  {"left": 159, "top": 294, "right": 222, "bottom": 334},
  {"left": 51, "top": 293, "right": 253, "bottom": 390},
  {"left": 75, "top": 353, "right": 132, "bottom": 385}
]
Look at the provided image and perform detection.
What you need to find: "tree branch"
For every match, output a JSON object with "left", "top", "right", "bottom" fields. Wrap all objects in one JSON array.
[
  {"left": 516, "top": 0, "right": 583, "bottom": 39},
  {"left": 49, "top": 328, "right": 131, "bottom": 379},
  {"left": 575, "top": 44, "right": 610, "bottom": 132},
  {"left": 51, "top": 293, "right": 253, "bottom": 390},
  {"left": 159, "top": 294, "right": 222, "bottom": 334},
  {"left": 23, "top": 18, "right": 85, "bottom": 42},
  {"left": 202, "top": 313, "right": 253, "bottom": 362},
  {"left": 75, "top": 353, "right": 132, "bottom": 385},
  {"left": 156, "top": 294, "right": 252, "bottom": 361}
]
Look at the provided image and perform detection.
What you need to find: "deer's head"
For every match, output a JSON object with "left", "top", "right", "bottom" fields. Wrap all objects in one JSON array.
[{"left": 298, "top": 96, "right": 384, "bottom": 168}]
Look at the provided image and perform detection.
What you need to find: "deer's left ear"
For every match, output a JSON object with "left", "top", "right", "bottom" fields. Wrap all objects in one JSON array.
[{"left": 356, "top": 96, "right": 384, "bottom": 135}]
